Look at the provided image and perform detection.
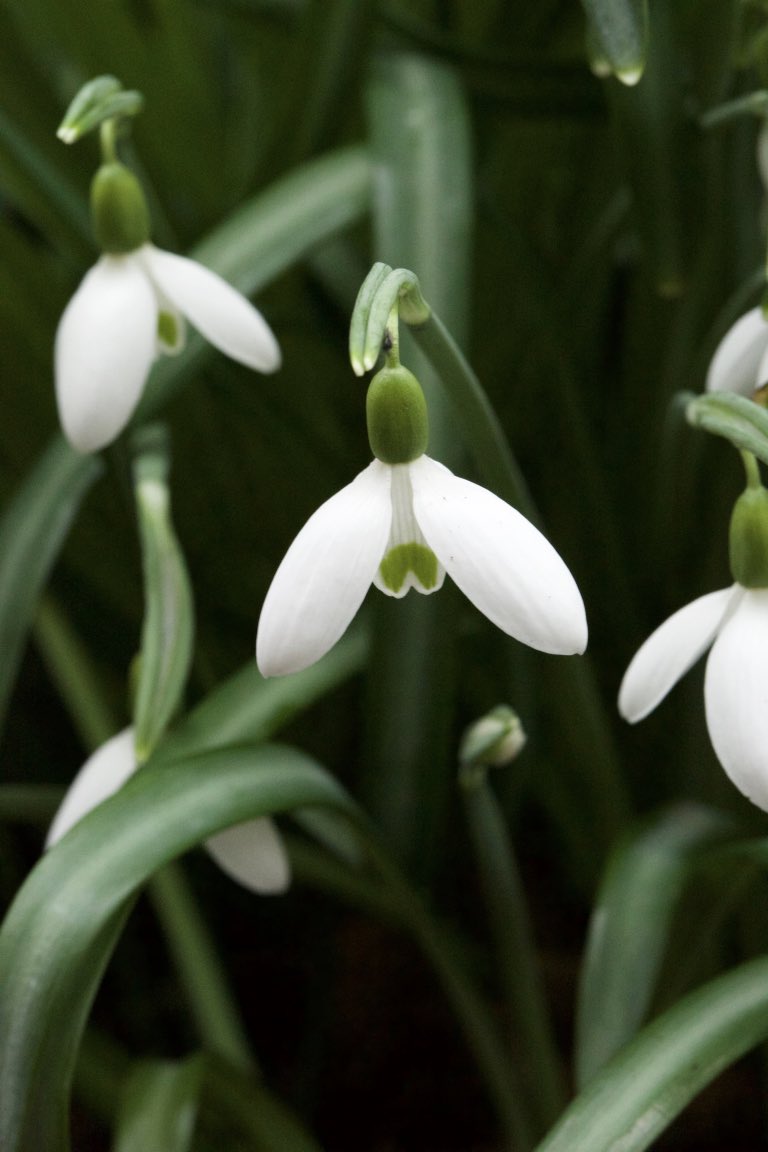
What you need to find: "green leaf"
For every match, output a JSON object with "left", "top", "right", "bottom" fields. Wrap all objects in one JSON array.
[
  {"left": 114, "top": 1056, "right": 203, "bottom": 1152},
  {"left": 581, "top": 0, "right": 648, "bottom": 85},
  {"left": 575, "top": 804, "right": 734, "bottom": 1087},
  {"left": 536, "top": 955, "right": 768, "bottom": 1152},
  {"left": 0, "top": 439, "right": 102, "bottom": 743},
  {"left": 685, "top": 391, "right": 768, "bottom": 467},
  {"left": 132, "top": 431, "right": 194, "bottom": 762},
  {"left": 0, "top": 743, "right": 356, "bottom": 1152}
]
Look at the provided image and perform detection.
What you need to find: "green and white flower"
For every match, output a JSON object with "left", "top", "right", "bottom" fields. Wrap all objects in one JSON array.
[
  {"left": 706, "top": 307, "right": 768, "bottom": 396},
  {"left": 56, "top": 243, "right": 281, "bottom": 454},
  {"left": 256, "top": 453, "right": 588, "bottom": 677},
  {"left": 619, "top": 585, "right": 768, "bottom": 810},
  {"left": 47, "top": 728, "right": 289, "bottom": 894}
]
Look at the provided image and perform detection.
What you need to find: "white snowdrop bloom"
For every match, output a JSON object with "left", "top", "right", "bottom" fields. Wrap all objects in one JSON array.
[
  {"left": 55, "top": 243, "right": 281, "bottom": 454},
  {"left": 46, "top": 728, "right": 290, "bottom": 895},
  {"left": 705, "top": 307, "right": 768, "bottom": 397},
  {"left": 256, "top": 453, "right": 588, "bottom": 677},
  {"left": 619, "top": 585, "right": 768, "bottom": 812},
  {"left": 621, "top": 474, "right": 768, "bottom": 813}
]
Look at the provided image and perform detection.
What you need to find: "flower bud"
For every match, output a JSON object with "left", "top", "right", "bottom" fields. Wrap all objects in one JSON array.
[
  {"left": 366, "top": 364, "right": 428, "bottom": 464},
  {"left": 459, "top": 706, "right": 527, "bottom": 770},
  {"left": 91, "top": 162, "right": 150, "bottom": 254},
  {"left": 729, "top": 485, "right": 768, "bottom": 588}
]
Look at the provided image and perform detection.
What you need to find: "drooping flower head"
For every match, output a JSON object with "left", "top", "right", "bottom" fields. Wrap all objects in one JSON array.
[
  {"left": 56, "top": 94, "right": 280, "bottom": 454},
  {"left": 256, "top": 360, "right": 587, "bottom": 676},
  {"left": 47, "top": 728, "right": 290, "bottom": 895},
  {"left": 706, "top": 306, "right": 768, "bottom": 400},
  {"left": 619, "top": 473, "right": 768, "bottom": 811}
]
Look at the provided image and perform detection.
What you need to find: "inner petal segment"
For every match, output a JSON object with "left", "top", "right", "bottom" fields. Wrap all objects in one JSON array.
[{"left": 374, "top": 464, "right": 445, "bottom": 598}]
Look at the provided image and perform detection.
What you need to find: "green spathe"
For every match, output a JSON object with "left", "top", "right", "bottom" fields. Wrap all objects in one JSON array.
[
  {"left": 91, "top": 162, "right": 150, "bottom": 254},
  {"left": 379, "top": 542, "right": 439, "bottom": 594},
  {"left": 366, "top": 365, "right": 428, "bottom": 464},
  {"left": 730, "top": 485, "right": 768, "bottom": 588}
]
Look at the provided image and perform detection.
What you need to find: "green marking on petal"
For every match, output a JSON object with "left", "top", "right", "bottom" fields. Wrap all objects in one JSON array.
[
  {"left": 379, "top": 542, "right": 439, "bottom": 594},
  {"left": 158, "top": 310, "right": 182, "bottom": 353}
]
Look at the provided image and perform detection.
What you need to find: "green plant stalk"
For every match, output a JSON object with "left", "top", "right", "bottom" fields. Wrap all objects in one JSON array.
[
  {"left": 535, "top": 955, "right": 768, "bottom": 1152},
  {"left": 412, "top": 311, "right": 538, "bottom": 518},
  {"left": 463, "top": 777, "right": 567, "bottom": 1135},
  {"left": 364, "top": 833, "right": 533, "bottom": 1152},
  {"left": 147, "top": 865, "right": 254, "bottom": 1075},
  {"left": 34, "top": 596, "right": 115, "bottom": 750}
]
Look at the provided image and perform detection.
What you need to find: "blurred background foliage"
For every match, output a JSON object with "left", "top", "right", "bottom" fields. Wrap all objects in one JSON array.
[{"left": 3, "top": 0, "right": 768, "bottom": 1149}]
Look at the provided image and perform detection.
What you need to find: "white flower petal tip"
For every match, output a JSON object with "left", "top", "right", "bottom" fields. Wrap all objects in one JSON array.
[
  {"left": 410, "top": 457, "right": 588, "bottom": 655},
  {"left": 705, "top": 308, "right": 768, "bottom": 396},
  {"left": 139, "top": 245, "right": 282, "bottom": 374},
  {"left": 705, "top": 589, "right": 768, "bottom": 812},
  {"left": 55, "top": 257, "right": 157, "bottom": 453},
  {"left": 46, "top": 728, "right": 137, "bottom": 848},
  {"left": 256, "top": 461, "right": 392, "bottom": 677},
  {"left": 205, "top": 817, "right": 290, "bottom": 895},
  {"left": 618, "top": 587, "right": 738, "bottom": 724}
]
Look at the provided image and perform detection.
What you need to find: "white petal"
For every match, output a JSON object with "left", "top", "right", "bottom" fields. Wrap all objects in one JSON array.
[
  {"left": 256, "top": 461, "right": 392, "bottom": 676},
  {"left": 205, "top": 817, "right": 289, "bottom": 895},
  {"left": 705, "top": 589, "right": 768, "bottom": 811},
  {"left": 55, "top": 256, "right": 157, "bottom": 453},
  {"left": 46, "top": 728, "right": 137, "bottom": 848},
  {"left": 410, "top": 456, "right": 587, "bottom": 655},
  {"left": 618, "top": 587, "right": 738, "bottom": 723},
  {"left": 139, "top": 244, "right": 281, "bottom": 373},
  {"left": 705, "top": 308, "right": 768, "bottom": 395}
]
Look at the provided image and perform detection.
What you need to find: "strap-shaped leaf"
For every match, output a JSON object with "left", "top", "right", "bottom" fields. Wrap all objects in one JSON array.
[
  {"left": 114, "top": 1056, "right": 203, "bottom": 1152},
  {"left": 0, "top": 439, "right": 102, "bottom": 743},
  {"left": 537, "top": 954, "right": 768, "bottom": 1152},
  {"left": 581, "top": 0, "right": 648, "bottom": 85},
  {"left": 0, "top": 744, "right": 356, "bottom": 1152},
  {"left": 575, "top": 804, "right": 733, "bottom": 1087}
]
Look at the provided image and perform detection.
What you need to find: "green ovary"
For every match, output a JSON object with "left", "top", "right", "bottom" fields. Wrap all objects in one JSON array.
[{"left": 378, "top": 543, "right": 439, "bottom": 594}]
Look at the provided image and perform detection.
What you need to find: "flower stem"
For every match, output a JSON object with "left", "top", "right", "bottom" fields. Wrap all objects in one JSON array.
[
  {"left": 365, "top": 833, "right": 534, "bottom": 1151},
  {"left": 147, "top": 863, "right": 255, "bottom": 1073},
  {"left": 462, "top": 772, "right": 567, "bottom": 1136},
  {"left": 741, "top": 449, "right": 762, "bottom": 490}
]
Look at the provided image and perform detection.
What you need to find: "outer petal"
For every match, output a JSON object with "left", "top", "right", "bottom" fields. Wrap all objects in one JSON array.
[
  {"left": 257, "top": 461, "right": 392, "bottom": 676},
  {"left": 139, "top": 244, "right": 281, "bottom": 373},
  {"left": 618, "top": 586, "right": 738, "bottom": 723},
  {"left": 705, "top": 308, "right": 768, "bottom": 395},
  {"left": 55, "top": 256, "right": 157, "bottom": 453},
  {"left": 705, "top": 589, "right": 768, "bottom": 811},
  {"left": 205, "top": 817, "right": 289, "bottom": 895},
  {"left": 410, "top": 456, "right": 588, "bottom": 655},
  {"left": 46, "top": 728, "right": 137, "bottom": 848}
]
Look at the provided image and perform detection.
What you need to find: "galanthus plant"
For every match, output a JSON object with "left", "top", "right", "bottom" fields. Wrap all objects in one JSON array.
[
  {"left": 619, "top": 460, "right": 768, "bottom": 811},
  {"left": 257, "top": 358, "right": 587, "bottom": 676},
  {"left": 55, "top": 86, "right": 280, "bottom": 454},
  {"left": 47, "top": 728, "right": 290, "bottom": 894},
  {"left": 706, "top": 305, "right": 768, "bottom": 398}
]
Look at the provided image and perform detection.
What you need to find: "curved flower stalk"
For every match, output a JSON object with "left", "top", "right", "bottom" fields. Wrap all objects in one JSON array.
[
  {"left": 257, "top": 364, "right": 587, "bottom": 677},
  {"left": 620, "top": 480, "right": 768, "bottom": 812},
  {"left": 47, "top": 729, "right": 290, "bottom": 894},
  {"left": 54, "top": 86, "right": 280, "bottom": 454},
  {"left": 706, "top": 307, "right": 768, "bottom": 398}
]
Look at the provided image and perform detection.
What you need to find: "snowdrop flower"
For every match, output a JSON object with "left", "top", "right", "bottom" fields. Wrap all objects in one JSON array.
[
  {"left": 257, "top": 363, "right": 587, "bottom": 677},
  {"left": 619, "top": 482, "right": 768, "bottom": 812},
  {"left": 47, "top": 728, "right": 290, "bottom": 894},
  {"left": 56, "top": 161, "right": 280, "bottom": 454},
  {"left": 705, "top": 307, "right": 768, "bottom": 398}
]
